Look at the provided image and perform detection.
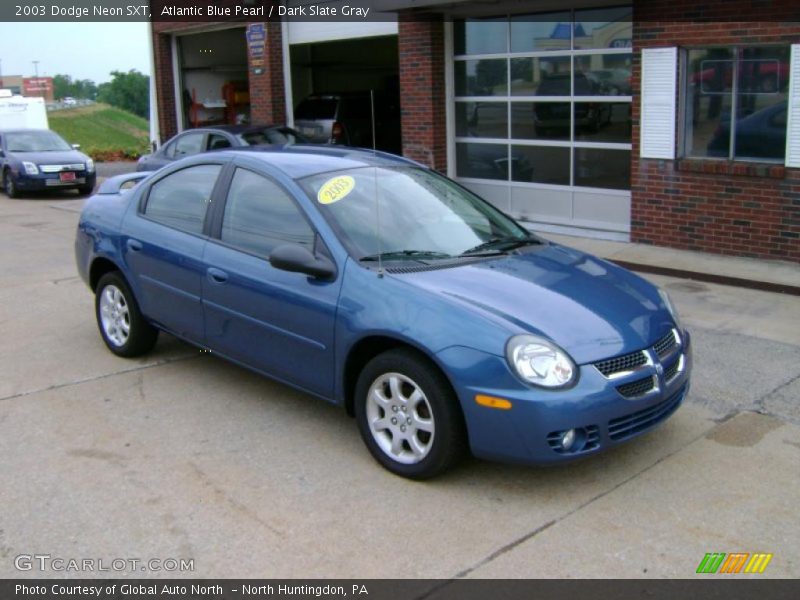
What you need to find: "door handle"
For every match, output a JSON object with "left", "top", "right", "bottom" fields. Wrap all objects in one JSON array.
[
  {"left": 126, "top": 239, "right": 143, "bottom": 252},
  {"left": 207, "top": 267, "right": 228, "bottom": 284}
]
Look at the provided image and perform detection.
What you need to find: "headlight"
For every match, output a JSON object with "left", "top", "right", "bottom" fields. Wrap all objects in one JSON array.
[
  {"left": 86, "top": 158, "right": 95, "bottom": 172},
  {"left": 506, "top": 334, "right": 576, "bottom": 388},
  {"left": 22, "top": 161, "right": 39, "bottom": 175},
  {"left": 658, "top": 288, "right": 681, "bottom": 329}
]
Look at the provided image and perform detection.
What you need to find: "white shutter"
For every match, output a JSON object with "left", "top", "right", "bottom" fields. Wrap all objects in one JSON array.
[
  {"left": 640, "top": 47, "right": 678, "bottom": 159},
  {"left": 785, "top": 44, "right": 800, "bottom": 168}
]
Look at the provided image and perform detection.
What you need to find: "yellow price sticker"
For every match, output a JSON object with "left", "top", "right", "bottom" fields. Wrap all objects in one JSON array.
[{"left": 317, "top": 175, "right": 355, "bottom": 205}]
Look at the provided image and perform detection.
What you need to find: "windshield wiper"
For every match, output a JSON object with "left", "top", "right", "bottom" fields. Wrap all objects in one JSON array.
[
  {"left": 460, "top": 236, "right": 542, "bottom": 256},
  {"left": 359, "top": 250, "right": 452, "bottom": 262}
]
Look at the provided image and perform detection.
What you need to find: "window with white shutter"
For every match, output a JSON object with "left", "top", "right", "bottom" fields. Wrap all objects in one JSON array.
[
  {"left": 786, "top": 44, "right": 800, "bottom": 168},
  {"left": 640, "top": 47, "right": 677, "bottom": 160}
]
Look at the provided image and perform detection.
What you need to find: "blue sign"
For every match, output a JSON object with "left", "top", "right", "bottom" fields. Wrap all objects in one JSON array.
[{"left": 247, "top": 24, "right": 266, "bottom": 43}]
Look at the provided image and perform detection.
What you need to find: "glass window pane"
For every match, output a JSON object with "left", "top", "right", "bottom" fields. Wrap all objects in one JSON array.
[
  {"left": 733, "top": 46, "right": 789, "bottom": 161},
  {"left": 574, "top": 6, "right": 633, "bottom": 50},
  {"left": 510, "top": 145, "right": 569, "bottom": 185},
  {"left": 456, "top": 143, "right": 509, "bottom": 180},
  {"left": 510, "top": 12, "right": 571, "bottom": 53},
  {"left": 574, "top": 54, "right": 632, "bottom": 95},
  {"left": 686, "top": 48, "right": 735, "bottom": 158},
  {"left": 145, "top": 164, "right": 221, "bottom": 234},
  {"left": 574, "top": 148, "right": 630, "bottom": 189},
  {"left": 510, "top": 56, "right": 571, "bottom": 96},
  {"left": 455, "top": 59, "right": 508, "bottom": 96},
  {"left": 174, "top": 133, "right": 204, "bottom": 158},
  {"left": 574, "top": 102, "right": 631, "bottom": 143},
  {"left": 456, "top": 102, "right": 508, "bottom": 138},
  {"left": 222, "top": 169, "right": 314, "bottom": 257},
  {"left": 454, "top": 18, "right": 507, "bottom": 55},
  {"left": 512, "top": 102, "right": 570, "bottom": 140}
]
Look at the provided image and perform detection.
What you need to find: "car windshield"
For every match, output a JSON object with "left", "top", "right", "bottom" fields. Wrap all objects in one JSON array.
[
  {"left": 238, "top": 128, "right": 304, "bottom": 146},
  {"left": 300, "top": 167, "right": 531, "bottom": 260},
  {"left": 6, "top": 130, "right": 72, "bottom": 152}
]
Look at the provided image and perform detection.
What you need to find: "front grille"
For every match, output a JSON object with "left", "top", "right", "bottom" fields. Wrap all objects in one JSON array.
[
  {"left": 594, "top": 350, "right": 647, "bottom": 377},
  {"left": 546, "top": 425, "right": 600, "bottom": 454},
  {"left": 616, "top": 375, "right": 656, "bottom": 399},
  {"left": 653, "top": 330, "right": 677, "bottom": 357},
  {"left": 608, "top": 385, "right": 685, "bottom": 441},
  {"left": 40, "top": 163, "right": 85, "bottom": 173},
  {"left": 663, "top": 356, "right": 681, "bottom": 382}
]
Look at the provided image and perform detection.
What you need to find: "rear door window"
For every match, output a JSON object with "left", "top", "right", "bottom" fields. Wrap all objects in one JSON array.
[
  {"left": 173, "top": 132, "right": 205, "bottom": 158},
  {"left": 144, "top": 164, "right": 221, "bottom": 234}
]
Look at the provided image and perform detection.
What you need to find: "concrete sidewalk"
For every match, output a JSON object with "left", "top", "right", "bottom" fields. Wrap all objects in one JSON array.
[{"left": 541, "top": 232, "right": 800, "bottom": 291}]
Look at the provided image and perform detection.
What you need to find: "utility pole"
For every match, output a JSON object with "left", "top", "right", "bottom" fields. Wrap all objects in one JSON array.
[{"left": 32, "top": 60, "right": 40, "bottom": 96}]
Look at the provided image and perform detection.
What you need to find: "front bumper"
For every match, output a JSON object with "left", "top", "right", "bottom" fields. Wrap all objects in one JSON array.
[
  {"left": 437, "top": 330, "right": 692, "bottom": 465},
  {"left": 13, "top": 170, "right": 95, "bottom": 191}
]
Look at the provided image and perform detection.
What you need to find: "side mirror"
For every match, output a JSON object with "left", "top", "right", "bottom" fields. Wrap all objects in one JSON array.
[
  {"left": 269, "top": 244, "right": 336, "bottom": 280},
  {"left": 72, "top": 144, "right": 81, "bottom": 150}
]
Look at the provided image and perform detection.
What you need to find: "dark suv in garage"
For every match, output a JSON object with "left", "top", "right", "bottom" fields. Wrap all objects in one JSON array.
[{"left": 294, "top": 92, "right": 401, "bottom": 154}]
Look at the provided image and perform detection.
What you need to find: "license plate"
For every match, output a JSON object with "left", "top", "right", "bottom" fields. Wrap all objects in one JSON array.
[{"left": 59, "top": 172, "right": 76, "bottom": 182}]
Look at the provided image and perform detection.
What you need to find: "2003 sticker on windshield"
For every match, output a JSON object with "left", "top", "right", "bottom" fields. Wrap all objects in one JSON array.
[{"left": 317, "top": 175, "right": 355, "bottom": 205}]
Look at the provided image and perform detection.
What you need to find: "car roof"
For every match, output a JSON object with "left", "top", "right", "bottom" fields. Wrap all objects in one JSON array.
[
  {"left": 0, "top": 128, "right": 55, "bottom": 134},
  {"left": 215, "top": 145, "right": 421, "bottom": 179}
]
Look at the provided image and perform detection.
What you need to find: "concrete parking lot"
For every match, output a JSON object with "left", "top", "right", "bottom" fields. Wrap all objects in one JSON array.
[{"left": 0, "top": 182, "right": 798, "bottom": 579}]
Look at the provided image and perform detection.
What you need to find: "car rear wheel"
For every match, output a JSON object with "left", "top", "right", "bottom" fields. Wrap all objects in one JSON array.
[
  {"left": 355, "top": 349, "right": 467, "bottom": 479},
  {"left": 95, "top": 272, "right": 158, "bottom": 357},
  {"left": 3, "top": 169, "right": 19, "bottom": 198}
]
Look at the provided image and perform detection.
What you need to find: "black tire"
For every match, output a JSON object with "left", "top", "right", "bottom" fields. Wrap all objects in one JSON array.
[
  {"left": 95, "top": 271, "right": 158, "bottom": 357},
  {"left": 354, "top": 348, "right": 467, "bottom": 479},
  {"left": 78, "top": 183, "right": 94, "bottom": 195},
  {"left": 3, "top": 169, "right": 19, "bottom": 198}
]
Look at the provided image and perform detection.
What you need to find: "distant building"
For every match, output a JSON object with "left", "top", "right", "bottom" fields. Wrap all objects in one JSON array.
[{"left": 149, "top": 0, "right": 800, "bottom": 262}]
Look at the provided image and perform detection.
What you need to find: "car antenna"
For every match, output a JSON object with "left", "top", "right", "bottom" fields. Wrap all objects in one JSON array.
[{"left": 370, "top": 89, "right": 384, "bottom": 278}]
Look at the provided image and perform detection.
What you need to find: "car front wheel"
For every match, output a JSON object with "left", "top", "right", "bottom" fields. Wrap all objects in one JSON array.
[
  {"left": 355, "top": 349, "right": 467, "bottom": 479},
  {"left": 95, "top": 272, "right": 158, "bottom": 357},
  {"left": 3, "top": 169, "right": 19, "bottom": 198}
]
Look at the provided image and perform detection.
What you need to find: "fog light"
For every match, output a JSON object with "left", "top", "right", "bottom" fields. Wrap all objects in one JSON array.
[{"left": 561, "top": 428, "right": 577, "bottom": 451}]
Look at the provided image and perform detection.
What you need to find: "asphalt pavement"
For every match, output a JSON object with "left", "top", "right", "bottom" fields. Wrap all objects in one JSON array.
[{"left": 0, "top": 175, "right": 798, "bottom": 579}]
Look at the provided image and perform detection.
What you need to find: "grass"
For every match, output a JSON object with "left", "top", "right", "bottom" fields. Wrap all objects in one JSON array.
[{"left": 48, "top": 103, "right": 149, "bottom": 161}]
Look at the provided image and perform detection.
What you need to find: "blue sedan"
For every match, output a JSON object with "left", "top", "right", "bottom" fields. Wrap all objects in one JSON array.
[{"left": 75, "top": 146, "right": 691, "bottom": 479}]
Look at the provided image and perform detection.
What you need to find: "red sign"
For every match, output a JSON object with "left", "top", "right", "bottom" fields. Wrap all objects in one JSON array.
[{"left": 23, "top": 77, "right": 54, "bottom": 95}]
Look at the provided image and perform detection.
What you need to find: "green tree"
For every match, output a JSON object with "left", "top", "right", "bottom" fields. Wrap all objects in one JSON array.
[
  {"left": 96, "top": 69, "right": 149, "bottom": 119},
  {"left": 52, "top": 74, "right": 98, "bottom": 100}
]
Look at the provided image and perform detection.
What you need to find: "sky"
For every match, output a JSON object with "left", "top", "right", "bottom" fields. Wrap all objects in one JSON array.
[{"left": 0, "top": 22, "right": 150, "bottom": 84}]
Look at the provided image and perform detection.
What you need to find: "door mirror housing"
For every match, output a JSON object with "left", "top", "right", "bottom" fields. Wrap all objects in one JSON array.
[
  {"left": 269, "top": 244, "right": 336, "bottom": 280},
  {"left": 72, "top": 144, "right": 81, "bottom": 150}
]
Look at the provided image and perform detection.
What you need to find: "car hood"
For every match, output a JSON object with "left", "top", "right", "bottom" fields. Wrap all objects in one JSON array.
[
  {"left": 392, "top": 244, "right": 672, "bottom": 365},
  {"left": 11, "top": 150, "right": 89, "bottom": 165}
]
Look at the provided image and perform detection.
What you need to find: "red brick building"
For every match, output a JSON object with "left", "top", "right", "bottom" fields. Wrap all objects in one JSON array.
[{"left": 150, "top": 1, "right": 799, "bottom": 262}]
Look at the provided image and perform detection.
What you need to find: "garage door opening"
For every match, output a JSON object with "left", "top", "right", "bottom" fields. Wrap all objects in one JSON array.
[
  {"left": 177, "top": 28, "right": 249, "bottom": 129},
  {"left": 290, "top": 36, "right": 401, "bottom": 153}
]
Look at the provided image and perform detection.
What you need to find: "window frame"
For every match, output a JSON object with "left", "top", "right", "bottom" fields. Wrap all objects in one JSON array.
[{"left": 680, "top": 44, "right": 790, "bottom": 163}]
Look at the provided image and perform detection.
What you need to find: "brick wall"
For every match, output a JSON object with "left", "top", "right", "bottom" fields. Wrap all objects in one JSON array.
[
  {"left": 249, "top": 21, "right": 286, "bottom": 125},
  {"left": 632, "top": 1, "right": 800, "bottom": 261},
  {"left": 398, "top": 15, "right": 447, "bottom": 171},
  {"left": 150, "top": 21, "right": 285, "bottom": 141}
]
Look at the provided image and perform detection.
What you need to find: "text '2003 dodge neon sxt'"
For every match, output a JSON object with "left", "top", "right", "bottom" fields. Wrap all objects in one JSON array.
[{"left": 75, "top": 146, "right": 691, "bottom": 479}]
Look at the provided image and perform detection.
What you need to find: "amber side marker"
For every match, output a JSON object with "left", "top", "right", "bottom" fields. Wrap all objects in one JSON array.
[
  {"left": 611, "top": 260, "right": 800, "bottom": 297},
  {"left": 475, "top": 395, "right": 513, "bottom": 410}
]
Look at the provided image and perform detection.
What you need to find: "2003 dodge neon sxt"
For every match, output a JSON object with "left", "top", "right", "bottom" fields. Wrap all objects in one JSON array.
[{"left": 75, "top": 146, "right": 691, "bottom": 479}]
